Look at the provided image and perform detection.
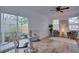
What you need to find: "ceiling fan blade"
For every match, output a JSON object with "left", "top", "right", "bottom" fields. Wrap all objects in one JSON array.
[
  {"left": 61, "top": 7, "right": 70, "bottom": 10},
  {"left": 60, "top": 10, "right": 63, "bottom": 13},
  {"left": 57, "top": 6, "right": 61, "bottom": 8}
]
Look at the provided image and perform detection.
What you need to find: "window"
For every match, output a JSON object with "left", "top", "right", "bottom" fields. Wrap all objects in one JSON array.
[
  {"left": 1, "top": 13, "right": 17, "bottom": 42},
  {"left": 69, "top": 17, "right": 79, "bottom": 31},
  {"left": 18, "top": 16, "right": 29, "bottom": 38},
  {"left": 52, "top": 19, "right": 59, "bottom": 30},
  {"left": 0, "top": 13, "right": 29, "bottom": 43}
]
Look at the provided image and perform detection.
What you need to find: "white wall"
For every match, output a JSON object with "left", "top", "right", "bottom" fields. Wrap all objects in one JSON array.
[
  {"left": 38, "top": 16, "right": 51, "bottom": 39},
  {"left": 28, "top": 13, "right": 50, "bottom": 39}
]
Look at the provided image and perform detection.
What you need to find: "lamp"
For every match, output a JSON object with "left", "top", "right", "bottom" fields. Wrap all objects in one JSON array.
[{"left": 61, "top": 28, "right": 65, "bottom": 37}]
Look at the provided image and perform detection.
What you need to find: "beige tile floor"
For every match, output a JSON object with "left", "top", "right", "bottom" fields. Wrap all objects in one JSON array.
[{"left": 32, "top": 37, "right": 79, "bottom": 53}]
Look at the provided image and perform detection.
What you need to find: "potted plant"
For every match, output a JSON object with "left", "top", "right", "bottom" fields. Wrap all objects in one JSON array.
[{"left": 49, "top": 24, "right": 53, "bottom": 36}]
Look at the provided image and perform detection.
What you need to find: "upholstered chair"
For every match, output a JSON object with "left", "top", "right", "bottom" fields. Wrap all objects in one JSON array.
[
  {"left": 53, "top": 30, "right": 59, "bottom": 37},
  {"left": 67, "top": 31, "right": 78, "bottom": 40}
]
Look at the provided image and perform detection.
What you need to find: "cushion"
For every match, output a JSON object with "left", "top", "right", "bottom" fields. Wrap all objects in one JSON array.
[{"left": 18, "top": 39, "right": 29, "bottom": 47}]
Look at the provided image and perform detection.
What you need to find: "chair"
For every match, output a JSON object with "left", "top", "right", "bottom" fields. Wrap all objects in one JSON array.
[
  {"left": 53, "top": 30, "right": 59, "bottom": 37},
  {"left": 67, "top": 31, "right": 78, "bottom": 40}
]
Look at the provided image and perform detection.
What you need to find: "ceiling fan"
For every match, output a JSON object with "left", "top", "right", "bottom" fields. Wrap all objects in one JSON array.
[{"left": 50, "top": 6, "right": 70, "bottom": 13}]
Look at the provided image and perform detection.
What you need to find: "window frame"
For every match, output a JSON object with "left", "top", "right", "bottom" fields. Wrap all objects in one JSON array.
[
  {"left": 52, "top": 19, "right": 59, "bottom": 31},
  {"left": 68, "top": 17, "right": 79, "bottom": 31},
  {"left": 0, "top": 13, "right": 29, "bottom": 44}
]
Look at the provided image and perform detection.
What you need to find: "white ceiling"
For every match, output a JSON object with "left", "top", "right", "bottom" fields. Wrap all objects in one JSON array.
[{"left": 0, "top": 6, "right": 79, "bottom": 19}]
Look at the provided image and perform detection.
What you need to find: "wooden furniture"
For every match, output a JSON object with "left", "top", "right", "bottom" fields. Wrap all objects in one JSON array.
[
  {"left": 53, "top": 30, "right": 59, "bottom": 37},
  {"left": 67, "top": 31, "right": 78, "bottom": 40}
]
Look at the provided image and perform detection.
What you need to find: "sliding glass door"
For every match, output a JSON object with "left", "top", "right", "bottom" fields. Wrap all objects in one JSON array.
[
  {"left": 0, "top": 13, "right": 29, "bottom": 43},
  {"left": 3, "top": 14, "right": 17, "bottom": 42}
]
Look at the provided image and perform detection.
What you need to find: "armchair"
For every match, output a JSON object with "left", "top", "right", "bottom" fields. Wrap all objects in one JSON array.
[{"left": 67, "top": 31, "right": 78, "bottom": 40}]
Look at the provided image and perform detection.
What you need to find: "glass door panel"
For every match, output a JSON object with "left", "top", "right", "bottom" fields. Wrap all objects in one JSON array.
[
  {"left": 18, "top": 16, "right": 29, "bottom": 39},
  {"left": 3, "top": 13, "right": 17, "bottom": 42}
]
